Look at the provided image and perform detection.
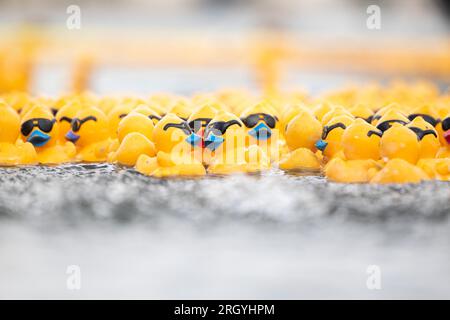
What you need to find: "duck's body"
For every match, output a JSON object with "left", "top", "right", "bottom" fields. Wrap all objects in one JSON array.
[
  {"left": 370, "top": 159, "right": 429, "bottom": 184},
  {"left": 0, "top": 103, "right": 37, "bottom": 166},
  {"left": 108, "top": 112, "right": 156, "bottom": 166},
  {"left": 65, "top": 107, "right": 113, "bottom": 162},
  {"left": 278, "top": 110, "right": 322, "bottom": 172},
  {"left": 324, "top": 118, "right": 382, "bottom": 183},
  {"left": 135, "top": 114, "right": 205, "bottom": 177}
]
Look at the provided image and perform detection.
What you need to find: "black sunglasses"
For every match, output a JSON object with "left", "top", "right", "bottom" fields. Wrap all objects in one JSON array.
[
  {"left": 321, "top": 122, "right": 347, "bottom": 140},
  {"left": 21, "top": 118, "right": 56, "bottom": 136},
  {"left": 148, "top": 115, "right": 161, "bottom": 121},
  {"left": 163, "top": 122, "right": 192, "bottom": 135},
  {"left": 367, "top": 130, "right": 382, "bottom": 138},
  {"left": 241, "top": 113, "right": 278, "bottom": 129},
  {"left": 408, "top": 114, "right": 439, "bottom": 127},
  {"left": 204, "top": 120, "right": 242, "bottom": 137},
  {"left": 408, "top": 127, "right": 438, "bottom": 141},
  {"left": 441, "top": 117, "right": 450, "bottom": 131},
  {"left": 188, "top": 118, "right": 212, "bottom": 132},
  {"left": 71, "top": 116, "right": 98, "bottom": 132},
  {"left": 59, "top": 116, "right": 73, "bottom": 123},
  {"left": 358, "top": 115, "right": 373, "bottom": 123},
  {"left": 376, "top": 119, "right": 407, "bottom": 133}
]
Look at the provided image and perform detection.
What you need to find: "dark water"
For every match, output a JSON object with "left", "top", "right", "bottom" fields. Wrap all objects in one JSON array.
[{"left": 0, "top": 164, "right": 449, "bottom": 299}]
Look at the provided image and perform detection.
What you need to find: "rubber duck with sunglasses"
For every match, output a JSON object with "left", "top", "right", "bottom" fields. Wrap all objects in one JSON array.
[{"left": 20, "top": 105, "right": 75, "bottom": 164}]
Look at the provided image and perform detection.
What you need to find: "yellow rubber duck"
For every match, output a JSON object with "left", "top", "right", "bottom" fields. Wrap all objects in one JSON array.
[
  {"left": 315, "top": 114, "right": 355, "bottom": 160},
  {"left": 278, "top": 110, "right": 322, "bottom": 171},
  {"left": 240, "top": 101, "right": 282, "bottom": 161},
  {"left": 348, "top": 103, "right": 374, "bottom": 123},
  {"left": 186, "top": 102, "right": 219, "bottom": 164},
  {"left": 205, "top": 111, "right": 270, "bottom": 174},
  {"left": 280, "top": 103, "right": 307, "bottom": 135},
  {"left": 370, "top": 158, "right": 429, "bottom": 184},
  {"left": 407, "top": 104, "right": 440, "bottom": 128},
  {"left": 375, "top": 109, "right": 410, "bottom": 133},
  {"left": 135, "top": 113, "right": 206, "bottom": 177},
  {"left": 417, "top": 158, "right": 449, "bottom": 181},
  {"left": 108, "top": 112, "right": 156, "bottom": 166},
  {"left": 379, "top": 123, "right": 419, "bottom": 164},
  {"left": 21, "top": 105, "right": 75, "bottom": 164},
  {"left": 65, "top": 107, "right": 112, "bottom": 162},
  {"left": 0, "top": 102, "right": 37, "bottom": 166},
  {"left": 320, "top": 105, "right": 353, "bottom": 126},
  {"left": 370, "top": 103, "right": 402, "bottom": 126},
  {"left": 107, "top": 104, "right": 135, "bottom": 138},
  {"left": 406, "top": 116, "right": 440, "bottom": 159},
  {"left": 133, "top": 104, "right": 162, "bottom": 125},
  {"left": 55, "top": 101, "right": 83, "bottom": 143},
  {"left": 324, "top": 119, "right": 381, "bottom": 183},
  {"left": 166, "top": 99, "right": 192, "bottom": 120},
  {"left": 312, "top": 102, "right": 333, "bottom": 122}
]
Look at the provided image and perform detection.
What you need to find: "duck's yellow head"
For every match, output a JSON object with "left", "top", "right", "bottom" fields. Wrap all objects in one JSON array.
[
  {"left": 348, "top": 103, "right": 374, "bottom": 123},
  {"left": 2, "top": 91, "right": 31, "bottom": 113},
  {"left": 117, "top": 112, "right": 154, "bottom": 143},
  {"left": 55, "top": 101, "right": 83, "bottom": 143},
  {"left": 407, "top": 116, "right": 440, "bottom": 159},
  {"left": 203, "top": 111, "right": 244, "bottom": 152},
  {"left": 371, "top": 103, "right": 403, "bottom": 126},
  {"left": 0, "top": 102, "right": 20, "bottom": 144},
  {"left": 187, "top": 102, "right": 219, "bottom": 133},
  {"left": 375, "top": 109, "right": 409, "bottom": 133},
  {"left": 320, "top": 105, "right": 353, "bottom": 126},
  {"left": 166, "top": 99, "right": 192, "bottom": 120},
  {"left": 285, "top": 110, "right": 322, "bottom": 151},
  {"left": 316, "top": 115, "right": 354, "bottom": 159},
  {"left": 152, "top": 113, "right": 194, "bottom": 153},
  {"left": 21, "top": 105, "right": 58, "bottom": 148},
  {"left": 380, "top": 123, "right": 419, "bottom": 164},
  {"left": 133, "top": 104, "right": 162, "bottom": 125},
  {"left": 280, "top": 104, "right": 308, "bottom": 135},
  {"left": 240, "top": 101, "right": 280, "bottom": 143},
  {"left": 65, "top": 107, "right": 109, "bottom": 147},
  {"left": 408, "top": 104, "right": 440, "bottom": 128},
  {"left": 107, "top": 104, "right": 135, "bottom": 138},
  {"left": 312, "top": 102, "right": 333, "bottom": 122},
  {"left": 342, "top": 118, "right": 381, "bottom": 160}
]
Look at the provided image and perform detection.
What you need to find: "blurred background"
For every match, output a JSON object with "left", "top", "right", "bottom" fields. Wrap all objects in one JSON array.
[{"left": 0, "top": 0, "right": 449, "bottom": 96}]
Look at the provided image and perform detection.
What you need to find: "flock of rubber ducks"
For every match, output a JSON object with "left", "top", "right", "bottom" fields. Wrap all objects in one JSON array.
[{"left": 0, "top": 82, "right": 449, "bottom": 183}]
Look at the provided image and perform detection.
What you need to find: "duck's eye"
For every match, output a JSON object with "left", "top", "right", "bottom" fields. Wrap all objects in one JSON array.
[
  {"left": 119, "top": 113, "right": 127, "bottom": 119},
  {"left": 321, "top": 122, "right": 346, "bottom": 140}
]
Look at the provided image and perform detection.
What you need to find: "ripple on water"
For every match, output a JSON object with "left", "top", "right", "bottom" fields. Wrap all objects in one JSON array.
[{"left": 0, "top": 165, "right": 449, "bottom": 226}]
